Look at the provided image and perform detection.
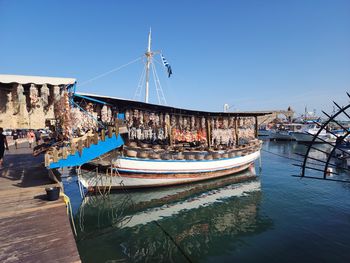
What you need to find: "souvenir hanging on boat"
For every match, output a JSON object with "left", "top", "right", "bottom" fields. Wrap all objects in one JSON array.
[
  {"left": 170, "top": 115, "right": 176, "bottom": 127},
  {"left": 155, "top": 113, "right": 160, "bottom": 127},
  {"left": 159, "top": 113, "right": 164, "bottom": 126},
  {"left": 229, "top": 117, "right": 234, "bottom": 128},
  {"left": 59, "top": 91, "right": 72, "bottom": 138},
  {"left": 144, "top": 111, "right": 150, "bottom": 126},
  {"left": 179, "top": 115, "right": 183, "bottom": 128},
  {"left": 125, "top": 110, "right": 130, "bottom": 123},
  {"left": 139, "top": 111, "right": 144, "bottom": 124},
  {"left": 107, "top": 106, "right": 112, "bottom": 123},
  {"left": 101, "top": 105, "right": 108, "bottom": 122},
  {"left": 201, "top": 117, "right": 206, "bottom": 129}
]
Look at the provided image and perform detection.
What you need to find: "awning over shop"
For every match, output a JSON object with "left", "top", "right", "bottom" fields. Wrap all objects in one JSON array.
[
  {"left": 75, "top": 92, "right": 272, "bottom": 117},
  {"left": 0, "top": 74, "right": 76, "bottom": 85}
]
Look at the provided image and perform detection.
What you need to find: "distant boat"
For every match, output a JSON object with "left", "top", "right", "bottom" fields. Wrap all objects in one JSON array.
[
  {"left": 290, "top": 124, "right": 335, "bottom": 143},
  {"left": 269, "top": 123, "right": 303, "bottom": 141},
  {"left": 258, "top": 126, "right": 270, "bottom": 136}
]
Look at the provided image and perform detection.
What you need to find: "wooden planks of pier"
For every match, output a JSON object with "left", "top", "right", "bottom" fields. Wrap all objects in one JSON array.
[{"left": 0, "top": 143, "right": 81, "bottom": 263}]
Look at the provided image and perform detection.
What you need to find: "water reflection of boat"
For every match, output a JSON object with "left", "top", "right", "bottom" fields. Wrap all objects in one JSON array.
[{"left": 75, "top": 168, "right": 273, "bottom": 262}]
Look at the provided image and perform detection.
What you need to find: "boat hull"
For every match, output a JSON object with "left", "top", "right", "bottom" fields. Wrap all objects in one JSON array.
[
  {"left": 258, "top": 130, "right": 270, "bottom": 136},
  {"left": 79, "top": 150, "right": 260, "bottom": 189},
  {"left": 269, "top": 131, "right": 294, "bottom": 141},
  {"left": 290, "top": 132, "right": 335, "bottom": 143}
]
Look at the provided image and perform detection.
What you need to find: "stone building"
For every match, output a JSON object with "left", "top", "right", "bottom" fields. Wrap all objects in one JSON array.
[{"left": 0, "top": 74, "right": 76, "bottom": 129}]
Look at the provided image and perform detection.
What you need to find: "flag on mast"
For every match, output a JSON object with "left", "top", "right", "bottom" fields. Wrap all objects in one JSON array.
[{"left": 161, "top": 54, "right": 173, "bottom": 78}]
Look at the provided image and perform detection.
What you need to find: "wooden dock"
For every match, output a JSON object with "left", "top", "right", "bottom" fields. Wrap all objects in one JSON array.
[{"left": 0, "top": 143, "right": 81, "bottom": 263}]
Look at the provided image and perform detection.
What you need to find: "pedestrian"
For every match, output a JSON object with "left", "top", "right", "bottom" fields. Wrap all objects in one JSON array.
[
  {"left": 34, "top": 130, "right": 41, "bottom": 145},
  {"left": 0, "top": 127, "right": 9, "bottom": 169},
  {"left": 12, "top": 129, "right": 19, "bottom": 149},
  {"left": 27, "top": 130, "right": 35, "bottom": 148}
]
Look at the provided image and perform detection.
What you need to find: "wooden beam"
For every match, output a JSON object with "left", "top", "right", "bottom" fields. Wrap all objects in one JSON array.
[
  {"left": 206, "top": 119, "right": 211, "bottom": 148},
  {"left": 101, "top": 129, "right": 106, "bottom": 141},
  {"left": 108, "top": 126, "right": 113, "bottom": 138},
  {"left": 235, "top": 117, "right": 239, "bottom": 145},
  {"left": 53, "top": 148, "right": 59, "bottom": 163},
  {"left": 114, "top": 123, "right": 119, "bottom": 138},
  {"left": 167, "top": 124, "right": 173, "bottom": 146},
  {"left": 93, "top": 133, "right": 99, "bottom": 145}
]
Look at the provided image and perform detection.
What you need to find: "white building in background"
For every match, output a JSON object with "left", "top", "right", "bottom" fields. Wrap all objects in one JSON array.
[{"left": 0, "top": 74, "right": 76, "bottom": 129}]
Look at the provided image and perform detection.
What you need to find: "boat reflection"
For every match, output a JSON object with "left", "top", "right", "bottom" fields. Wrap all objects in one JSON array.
[{"left": 75, "top": 168, "right": 273, "bottom": 263}]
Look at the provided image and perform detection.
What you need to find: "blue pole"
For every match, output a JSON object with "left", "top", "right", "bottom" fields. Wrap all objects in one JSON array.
[{"left": 73, "top": 93, "right": 112, "bottom": 106}]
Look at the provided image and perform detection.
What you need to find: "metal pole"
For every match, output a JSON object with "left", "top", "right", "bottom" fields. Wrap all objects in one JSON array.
[{"left": 145, "top": 28, "right": 152, "bottom": 103}]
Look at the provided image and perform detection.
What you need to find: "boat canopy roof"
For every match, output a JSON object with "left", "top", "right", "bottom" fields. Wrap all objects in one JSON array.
[
  {"left": 75, "top": 92, "right": 272, "bottom": 117},
  {"left": 0, "top": 74, "right": 76, "bottom": 86}
]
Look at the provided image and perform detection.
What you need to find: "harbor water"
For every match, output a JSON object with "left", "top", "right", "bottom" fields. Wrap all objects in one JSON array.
[{"left": 63, "top": 140, "right": 350, "bottom": 263}]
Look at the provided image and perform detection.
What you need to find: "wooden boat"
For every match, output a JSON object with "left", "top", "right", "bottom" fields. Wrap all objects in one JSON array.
[
  {"left": 43, "top": 30, "right": 270, "bottom": 189},
  {"left": 78, "top": 140, "right": 262, "bottom": 189},
  {"left": 72, "top": 87, "right": 267, "bottom": 190}
]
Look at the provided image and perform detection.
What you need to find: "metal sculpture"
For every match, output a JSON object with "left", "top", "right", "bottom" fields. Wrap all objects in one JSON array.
[{"left": 296, "top": 93, "right": 350, "bottom": 183}]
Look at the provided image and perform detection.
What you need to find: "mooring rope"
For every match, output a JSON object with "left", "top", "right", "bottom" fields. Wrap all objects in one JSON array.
[
  {"left": 153, "top": 221, "right": 193, "bottom": 263},
  {"left": 61, "top": 192, "right": 78, "bottom": 237}
]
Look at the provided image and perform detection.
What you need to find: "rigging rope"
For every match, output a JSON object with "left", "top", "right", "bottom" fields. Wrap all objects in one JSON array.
[
  {"left": 133, "top": 62, "right": 147, "bottom": 101},
  {"left": 151, "top": 62, "right": 167, "bottom": 105},
  {"left": 79, "top": 56, "right": 143, "bottom": 87}
]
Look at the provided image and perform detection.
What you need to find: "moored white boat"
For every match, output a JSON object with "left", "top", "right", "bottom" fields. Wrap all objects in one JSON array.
[
  {"left": 79, "top": 144, "right": 261, "bottom": 189},
  {"left": 290, "top": 124, "right": 335, "bottom": 143},
  {"left": 258, "top": 127, "right": 270, "bottom": 136},
  {"left": 269, "top": 123, "right": 303, "bottom": 141},
  {"left": 269, "top": 130, "right": 293, "bottom": 141}
]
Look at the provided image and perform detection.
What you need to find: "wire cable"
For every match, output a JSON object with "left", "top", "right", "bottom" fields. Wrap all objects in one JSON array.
[{"left": 79, "top": 56, "right": 143, "bottom": 87}]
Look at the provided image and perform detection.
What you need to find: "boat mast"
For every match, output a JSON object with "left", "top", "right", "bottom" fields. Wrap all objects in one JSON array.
[{"left": 145, "top": 28, "right": 152, "bottom": 103}]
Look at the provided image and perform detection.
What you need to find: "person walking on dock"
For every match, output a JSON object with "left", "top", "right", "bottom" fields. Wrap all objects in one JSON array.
[
  {"left": 27, "top": 130, "right": 35, "bottom": 148},
  {"left": 12, "top": 129, "right": 19, "bottom": 149},
  {"left": 0, "top": 127, "right": 9, "bottom": 169},
  {"left": 34, "top": 130, "right": 41, "bottom": 146}
]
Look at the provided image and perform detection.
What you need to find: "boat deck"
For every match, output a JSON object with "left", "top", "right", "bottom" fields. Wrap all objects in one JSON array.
[{"left": 0, "top": 143, "right": 80, "bottom": 263}]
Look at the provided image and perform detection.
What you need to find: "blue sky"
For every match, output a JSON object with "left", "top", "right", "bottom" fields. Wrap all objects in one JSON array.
[{"left": 1, "top": 0, "right": 349, "bottom": 116}]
